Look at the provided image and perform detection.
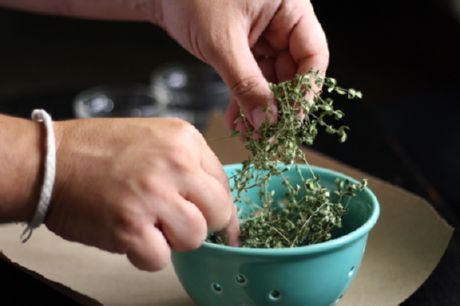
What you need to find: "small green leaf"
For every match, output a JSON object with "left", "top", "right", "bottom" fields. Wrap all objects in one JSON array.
[{"left": 208, "top": 70, "right": 365, "bottom": 248}]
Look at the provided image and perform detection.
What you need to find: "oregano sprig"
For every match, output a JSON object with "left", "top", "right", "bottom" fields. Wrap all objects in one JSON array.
[{"left": 210, "top": 70, "right": 366, "bottom": 248}]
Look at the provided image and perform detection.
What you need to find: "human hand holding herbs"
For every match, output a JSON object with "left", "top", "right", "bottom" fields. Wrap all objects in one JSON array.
[
  {"left": 155, "top": 0, "right": 329, "bottom": 130},
  {"left": 0, "top": 0, "right": 328, "bottom": 129},
  {"left": 210, "top": 70, "right": 367, "bottom": 248}
]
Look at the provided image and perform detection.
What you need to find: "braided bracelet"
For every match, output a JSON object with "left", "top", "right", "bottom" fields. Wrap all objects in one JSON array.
[{"left": 21, "top": 109, "right": 56, "bottom": 242}]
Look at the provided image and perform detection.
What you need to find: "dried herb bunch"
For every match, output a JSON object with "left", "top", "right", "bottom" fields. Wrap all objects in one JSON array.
[{"left": 211, "top": 70, "right": 367, "bottom": 248}]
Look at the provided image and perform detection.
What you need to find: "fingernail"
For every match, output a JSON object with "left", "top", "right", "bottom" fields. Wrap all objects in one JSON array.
[
  {"left": 250, "top": 107, "right": 266, "bottom": 130},
  {"left": 223, "top": 227, "right": 241, "bottom": 247},
  {"left": 227, "top": 236, "right": 241, "bottom": 247}
]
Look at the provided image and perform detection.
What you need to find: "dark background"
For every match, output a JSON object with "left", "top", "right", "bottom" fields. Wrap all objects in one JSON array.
[{"left": 0, "top": 0, "right": 459, "bottom": 305}]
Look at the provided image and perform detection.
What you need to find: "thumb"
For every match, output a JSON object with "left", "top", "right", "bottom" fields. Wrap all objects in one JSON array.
[{"left": 208, "top": 30, "right": 276, "bottom": 130}]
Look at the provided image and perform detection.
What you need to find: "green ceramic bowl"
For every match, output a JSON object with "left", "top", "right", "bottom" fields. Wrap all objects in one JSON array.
[{"left": 172, "top": 164, "right": 380, "bottom": 306}]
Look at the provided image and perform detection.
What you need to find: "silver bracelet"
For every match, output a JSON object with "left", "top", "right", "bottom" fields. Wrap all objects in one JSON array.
[{"left": 21, "top": 109, "right": 56, "bottom": 242}]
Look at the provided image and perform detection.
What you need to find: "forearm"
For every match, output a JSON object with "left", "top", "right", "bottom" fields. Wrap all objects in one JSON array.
[
  {"left": 0, "top": 0, "right": 162, "bottom": 25},
  {"left": 0, "top": 114, "right": 42, "bottom": 223}
]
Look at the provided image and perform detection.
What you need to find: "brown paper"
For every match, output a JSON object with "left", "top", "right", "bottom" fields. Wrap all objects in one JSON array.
[{"left": 0, "top": 114, "right": 453, "bottom": 306}]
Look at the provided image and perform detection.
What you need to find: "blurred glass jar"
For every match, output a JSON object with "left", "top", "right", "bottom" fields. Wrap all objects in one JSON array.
[
  {"left": 74, "top": 84, "right": 165, "bottom": 119},
  {"left": 150, "top": 62, "right": 230, "bottom": 131}
]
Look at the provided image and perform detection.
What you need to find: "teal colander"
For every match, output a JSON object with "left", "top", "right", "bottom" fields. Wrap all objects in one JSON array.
[{"left": 172, "top": 164, "right": 380, "bottom": 306}]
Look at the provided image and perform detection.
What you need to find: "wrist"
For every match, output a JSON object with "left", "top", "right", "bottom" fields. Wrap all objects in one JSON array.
[{"left": 0, "top": 115, "right": 43, "bottom": 222}]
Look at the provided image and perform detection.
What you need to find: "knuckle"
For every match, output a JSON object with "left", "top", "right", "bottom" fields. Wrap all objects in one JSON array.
[
  {"left": 172, "top": 118, "right": 201, "bottom": 141},
  {"left": 176, "top": 207, "right": 207, "bottom": 251},
  {"left": 231, "top": 75, "right": 266, "bottom": 100},
  {"left": 112, "top": 214, "right": 143, "bottom": 254},
  {"left": 136, "top": 172, "right": 166, "bottom": 198},
  {"left": 181, "top": 231, "right": 206, "bottom": 251},
  {"left": 174, "top": 119, "right": 203, "bottom": 143},
  {"left": 168, "top": 146, "right": 196, "bottom": 172},
  {"left": 113, "top": 207, "right": 142, "bottom": 238},
  {"left": 210, "top": 201, "right": 233, "bottom": 231},
  {"left": 167, "top": 121, "right": 203, "bottom": 169},
  {"left": 316, "top": 41, "right": 330, "bottom": 69},
  {"left": 313, "top": 29, "right": 330, "bottom": 69}
]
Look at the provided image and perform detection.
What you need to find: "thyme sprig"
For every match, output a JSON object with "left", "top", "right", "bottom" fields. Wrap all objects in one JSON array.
[{"left": 211, "top": 70, "right": 366, "bottom": 248}]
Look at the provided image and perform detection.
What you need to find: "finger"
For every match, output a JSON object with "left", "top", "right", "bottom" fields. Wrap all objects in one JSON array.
[
  {"left": 180, "top": 169, "right": 233, "bottom": 232},
  {"left": 159, "top": 195, "right": 208, "bottom": 252},
  {"left": 217, "top": 203, "right": 240, "bottom": 246},
  {"left": 275, "top": 50, "right": 297, "bottom": 82},
  {"left": 264, "top": 0, "right": 304, "bottom": 51},
  {"left": 206, "top": 27, "right": 275, "bottom": 129},
  {"left": 126, "top": 224, "right": 171, "bottom": 271},
  {"left": 198, "top": 139, "right": 240, "bottom": 244},
  {"left": 197, "top": 137, "right": 231, "bottom": 196},
  {"left": 290, "top": 3, "right": 329, "bottom": 74}
]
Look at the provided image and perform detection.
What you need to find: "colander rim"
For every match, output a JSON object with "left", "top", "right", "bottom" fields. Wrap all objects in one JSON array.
[{"left": 200, "top": 163, "right": 380, "bottom": 256}]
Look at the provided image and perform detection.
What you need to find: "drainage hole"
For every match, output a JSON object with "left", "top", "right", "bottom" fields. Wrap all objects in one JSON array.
[
  {"left": 268, "top": 290, "right": 282, "bottom": 301},
  {"left": 331, "top": 294, "right": 343, "bottom": 306},
  {"left": 348, "top": 266, "right": 355, "bottom": 277},
  {"left": 211, "top": 282, "right": 223, "bottom": 294},
  {"left": 235, "top": 274, "right": 247, "bottom": 285}
]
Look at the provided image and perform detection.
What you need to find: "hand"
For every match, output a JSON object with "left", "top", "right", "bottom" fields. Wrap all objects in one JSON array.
[
  {"left": 47, "top": 118, "right": 239, "bottom": 271},
  {"left": 0, "top": 0, "right": 328, "bottom": 130},
  {"left": 154, "top": 0, "right": 329, "bottom": 130}
]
